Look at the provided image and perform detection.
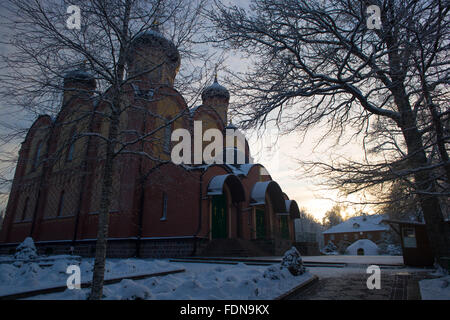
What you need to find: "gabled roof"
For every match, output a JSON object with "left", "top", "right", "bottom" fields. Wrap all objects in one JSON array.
[{"left": 322, "top": 214, "right": 389, "bottom": 234}]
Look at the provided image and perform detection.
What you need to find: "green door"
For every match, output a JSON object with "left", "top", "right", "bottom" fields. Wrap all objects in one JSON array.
[
  {"left": 212, "top": 194, "right": 227, "bottom": 239},
  {"left": 255, "top": 208, "right": 266, "bottom": 239},
  {"left": 280, "top": 216, "right": 290, "bottom": 239}
]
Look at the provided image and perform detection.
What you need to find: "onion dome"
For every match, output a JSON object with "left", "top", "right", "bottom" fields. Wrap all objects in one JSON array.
[
  {"left": 63, "top": 69, "right": 96, "bottom": 87},
  {"left": 131, "top": 30, "right": 180, "bottom": 67},
  {"left": 127, "top": 30, "right": 181, "bottom": 84},
  {"left": 201, "top": 75, "right": 230, "bottom": 101}
]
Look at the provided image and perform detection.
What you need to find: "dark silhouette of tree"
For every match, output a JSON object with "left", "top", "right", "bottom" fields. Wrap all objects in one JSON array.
[{"left": 206, "top": 0, "right": 450, "bottom": 267}]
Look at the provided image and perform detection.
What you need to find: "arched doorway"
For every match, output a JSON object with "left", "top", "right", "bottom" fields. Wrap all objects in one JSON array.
[
  {"left": 357, "top": 248, "right": 365, "bottom": 255},
  {"left": 211, "top": 194, "right": 228, "bottom": 239},
  {"left": 207, "top": 174, "right": 246, "bottom": 240},
  {"left": 250, "top": 181, "right": 287, "bottom": 240}
]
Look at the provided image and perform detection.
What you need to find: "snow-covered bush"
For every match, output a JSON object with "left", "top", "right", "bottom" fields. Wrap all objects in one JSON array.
[
  {"left": 19, "top": 262, "right": 42, "bottom": 277},
  {"left": 377, "top": 234, "right": 402, "bottom": 255},
  {"left": 386, "top": 244, "right": 402, "bottom": 255},
  {"left": 280, "top": 247, "right": 305, "bottom": 276},
  {"left": 263, "top": 265, "right": 291, "bottom": 280},
  {"left": 14, "top": 237, "right": 38, "bottom": 260},
  {"left": 263, "top": 266, "right": 282, "bottom": 280},
  {"left": 337, "top": 240, "right": 352, "bottom": 254},
  {"left": 321, "top": 240, "right": 338, "bottom": 255}
]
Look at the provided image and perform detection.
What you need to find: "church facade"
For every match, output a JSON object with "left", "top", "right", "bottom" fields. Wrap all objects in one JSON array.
[{"left": 0, "top": 30, "right": 300, "bottom": 258}]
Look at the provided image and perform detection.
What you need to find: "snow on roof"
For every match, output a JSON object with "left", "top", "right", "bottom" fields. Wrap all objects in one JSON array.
[
  {"left": 225, "top": 163, "right": 256, "bottom": 176},
  {"left": 250, "top": 181, "right": 272, "bottom": 205},
  {"left": 322, "top": 214, "right": 388, "bottom": 234},
  {"left": 189, "top": 105, "right": 202, "bottom": 115},
  {"left": 201, "top": 78, "right": 230, "bottom": 100},
  {"left": 346, "top": 239, "right": 379, "bottom": 255},
  {"left": 207, "top": 174, "right": 232, "bottom": 195},
  {"left": 285, "top": 200, "right": 292, "bottom": 210}
]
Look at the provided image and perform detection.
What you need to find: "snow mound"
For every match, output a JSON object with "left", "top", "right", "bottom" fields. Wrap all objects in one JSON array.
[
  {"left": 116, "top": 279, "right": 152, "bottom": 300},
  {"left": 419, "top": 275, "right": 450, "bottom": 300},
  {"left": 14, "top": 237, "right": 38, "bottom": 260},
  {"left": 346, "top": 239, "right": 379, "bottom": 255}
]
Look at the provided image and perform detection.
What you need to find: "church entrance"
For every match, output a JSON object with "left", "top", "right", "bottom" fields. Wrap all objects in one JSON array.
[
  {"left": 255, "top": 208, "right": 266, "bottom": 239},
  {"left": 211, "top": 194, "right": 228, "bottom": 239}
]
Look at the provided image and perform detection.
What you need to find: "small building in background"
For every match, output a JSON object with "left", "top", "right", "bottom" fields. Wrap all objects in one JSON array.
[
  {"left": 381, "top": 219, "right": 435, "bottom": 266},
  {"left": 322, "top": 214, "right": 389, "bottom": 245}
]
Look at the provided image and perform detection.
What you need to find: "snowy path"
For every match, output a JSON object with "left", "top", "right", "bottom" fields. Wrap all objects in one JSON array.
[
  {"left": 301, "top": 255, "right": 404, "bottom": 265},
  {"left": 289, "top": 267, "right": 435, "bottom": 300}
]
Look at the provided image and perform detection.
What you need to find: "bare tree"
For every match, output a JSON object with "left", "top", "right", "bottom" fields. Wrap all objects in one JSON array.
[
  {"left": 206, "top": 0, "right": 450, "bottom": 265},
  {"left": 322, "top": 204, "right": 345, "bottom": 229},
  {"left": 0, "top": 0, "right": 213, "bottom": 299}
]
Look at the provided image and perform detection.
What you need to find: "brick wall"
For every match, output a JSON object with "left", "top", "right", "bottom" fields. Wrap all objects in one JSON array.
[{"left": 324, "top": 230, "right": 386, "bottom": 245}]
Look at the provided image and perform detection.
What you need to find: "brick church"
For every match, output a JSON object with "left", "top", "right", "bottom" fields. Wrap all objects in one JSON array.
[{"left": 0, "top": 29, "right": 300, "bottom": 258}]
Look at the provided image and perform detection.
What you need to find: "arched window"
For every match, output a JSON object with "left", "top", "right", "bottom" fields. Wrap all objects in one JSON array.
[
  {"left": 66, "top": 132, "right": 76, "bottom": 162},
  {"left": 163, "top": 121, "right": 172, "bottom": 154},
  {"left": 57, "top": 191, "right": 65, "bottom": 217},
  {"left": 32, "top": 141, "right": 43, "bottom": 171},
  {"left": 21, "top": 197, "right": 29, "bottom": 221}
]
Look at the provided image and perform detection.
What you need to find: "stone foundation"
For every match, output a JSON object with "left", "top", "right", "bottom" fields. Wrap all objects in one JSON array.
[{"left": 0, "top": 237, "right": 209, "bottom": 258}]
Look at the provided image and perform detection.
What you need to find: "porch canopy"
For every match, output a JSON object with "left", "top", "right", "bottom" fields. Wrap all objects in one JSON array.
[
  {"left": 250, "top": 181, "right": 287, "bottom": 214},
  {"left": 207, "top": 174, "right": 246, "bottom": 202},
  {"left": 285, "top": 200, "right": 301, "bottom": 219}
]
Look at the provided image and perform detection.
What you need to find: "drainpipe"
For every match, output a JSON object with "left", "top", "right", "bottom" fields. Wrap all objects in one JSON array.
[
  {"left": 135, "top": 176, "right": 145, "bottom": 258},
  {"left": 191, "top": 169, "right": 206, "bottom": 256}
]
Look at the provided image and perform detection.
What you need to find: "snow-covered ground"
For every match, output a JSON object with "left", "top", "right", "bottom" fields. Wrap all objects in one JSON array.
[
  {"left": 21, "top": 260, "right": 313, "bottom": 300},
  {"left": 302, "top": 255, "right": 405, "bottom": 265},
  {"left": 0, "top": 256, "right": 180, "bottom": 297},
  {"left": 0, "top": 239, "right": 314, "bottom": 300},
  {"left": 419, "top": 272, "right": 450, "bottom": 300},
  {"left": 0, "top": 254, "right": 313, "bottom": 300}
]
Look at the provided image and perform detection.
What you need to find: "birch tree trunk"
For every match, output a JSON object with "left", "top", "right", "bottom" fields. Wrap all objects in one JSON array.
[
  {"left": 88, "top": 107, "right": 120, "bottom": 300},
  {"left": 89, "top": 0, "right": 131, "bottom": 300}
]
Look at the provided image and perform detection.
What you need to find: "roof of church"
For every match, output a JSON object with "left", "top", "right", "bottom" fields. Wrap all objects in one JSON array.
[
  {"left": 201, "top": 77, "right": 230, "bottom": 101},
  {"left": 64, "top": 69, "right": 95, "bottom": 82},
  {"left": 131, "top": 30, "right": 180, "bottom": 65}
]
